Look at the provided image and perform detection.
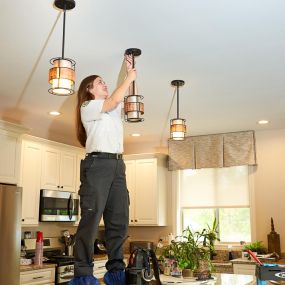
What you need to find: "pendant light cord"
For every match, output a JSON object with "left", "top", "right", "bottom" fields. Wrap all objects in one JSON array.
[
  {"left": 176, "top": 84, "right": 179, "bottom": 119},
  {"left": 62, "top": 4, "right": 66, "bottom": 59},
  {"left": 159, "top": 88, "right": 176, "bottom": 147},
  {"left": 132, "top": 53, "right": 135, "bottom": 94}
]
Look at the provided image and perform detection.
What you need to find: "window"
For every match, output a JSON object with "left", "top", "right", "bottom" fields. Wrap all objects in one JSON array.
[{"left": 179, "top": 166, "right": 252, "bottom": 243}]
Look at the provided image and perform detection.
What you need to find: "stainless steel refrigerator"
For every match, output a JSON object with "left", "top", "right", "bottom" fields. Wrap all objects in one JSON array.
[{"left": 0, "top": 184, "right": 22, "bottom": 285}]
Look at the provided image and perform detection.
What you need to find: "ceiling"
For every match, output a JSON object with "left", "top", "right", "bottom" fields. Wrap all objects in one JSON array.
[{"left": 1, "top": 0, "right": 285, "bottom": 150}]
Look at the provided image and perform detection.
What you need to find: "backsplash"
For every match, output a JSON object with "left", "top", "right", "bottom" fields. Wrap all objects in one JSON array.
[{"left": 212, "top": 249, "right": 242, "bottom": 261}]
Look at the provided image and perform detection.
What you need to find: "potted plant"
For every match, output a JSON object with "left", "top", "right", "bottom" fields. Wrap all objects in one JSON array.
[
  {"left": 162, "top": 226, "right": 214, "bottom": 279},
  {"left": 243, "top": 240, "right": 267, "bottom": 256}
]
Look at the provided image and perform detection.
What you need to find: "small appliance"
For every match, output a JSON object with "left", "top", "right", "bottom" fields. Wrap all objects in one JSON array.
[{"left": 39, "top": 189, "right": 79, "bottom": 222}]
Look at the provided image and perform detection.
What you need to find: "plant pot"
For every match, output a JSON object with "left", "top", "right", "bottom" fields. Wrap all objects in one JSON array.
[{"left": 182, "top": 268, "right": 193, "bottom": 278}]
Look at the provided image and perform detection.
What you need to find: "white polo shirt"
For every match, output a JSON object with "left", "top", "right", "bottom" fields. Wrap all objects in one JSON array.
[{"left": 80, "top": 100, "right": 123, "bottom": 154}]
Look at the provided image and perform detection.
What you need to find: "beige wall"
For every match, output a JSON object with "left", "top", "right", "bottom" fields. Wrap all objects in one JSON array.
[
  {"left": 23, "top": 128, "right": 285, "bottom": 252},
  {"left": 254, "top": 129, "right": 285, "bottom": 253}
]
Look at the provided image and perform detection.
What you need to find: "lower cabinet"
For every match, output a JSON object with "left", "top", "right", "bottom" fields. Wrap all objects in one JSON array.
[
  {"left": 93, "top": 259, "right": 108, "bottom": 279},
  {"left": 233, "top": 263, "right": 256, "bottom": 275},
  {"left": 20, "top": 267, "right": 55, "bottom": 285}
]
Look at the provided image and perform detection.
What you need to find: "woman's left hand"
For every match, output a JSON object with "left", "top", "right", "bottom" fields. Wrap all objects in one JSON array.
[{"left": 125, "top": 54, "right": 134, "bottom": 71}]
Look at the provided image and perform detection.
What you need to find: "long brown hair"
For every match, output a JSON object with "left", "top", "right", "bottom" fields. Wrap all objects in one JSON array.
[{"left": 76, "top": 75, "right": 100, "bottom": 147}]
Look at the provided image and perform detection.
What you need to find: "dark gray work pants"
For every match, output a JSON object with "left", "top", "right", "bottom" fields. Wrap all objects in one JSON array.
[{"left": 74, "top": 155, "right": 129, "bottom": 277}]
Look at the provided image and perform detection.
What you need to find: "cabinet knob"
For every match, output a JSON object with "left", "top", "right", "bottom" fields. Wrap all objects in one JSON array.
[
  {"left": 61, "top": 186, "right": 63, "bottom": 188},
  {"left": 130, "top": 220, "right": 133, "bottom": 222},
  {"left": 22, "top": 219, "right": 24, "bottom": 222},
  {"left": 57, "top": 185, "right": 60, "bottom": 188},
  {"left": 135, "top": 219, "right": 138, "bottom": 222}
]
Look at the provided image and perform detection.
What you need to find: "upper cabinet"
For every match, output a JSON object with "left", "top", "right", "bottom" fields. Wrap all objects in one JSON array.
[
  {"left": 41, "top": 145, "right": 77, "bottom": 192},
  {"left": 20, "top": 139, "right": 42, "bottom": 225},
  {"left": 0, "top": 120, "right": 28, "bottom": 184},
  {"left": 19, "top": 135, "right": 84, "bottom": 225},
  {"left": 124, "top": 153, "right": 168, "bottom": 226}
]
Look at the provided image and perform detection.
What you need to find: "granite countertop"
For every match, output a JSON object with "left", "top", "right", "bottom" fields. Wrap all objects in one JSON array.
[
  {"left": 151, "top": 273, "right": 273, "bottom": 284},
  {"left": 231, "top": 258, "right": 285, "bottom": 265},
  {"left": 20, "top": 263, "right": 56, "bottom": 272}
]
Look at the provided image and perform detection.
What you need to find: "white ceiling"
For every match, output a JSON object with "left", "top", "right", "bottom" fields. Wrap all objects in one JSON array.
[{"left": 1, "top": 0, "right": 285, "bottom": 149}]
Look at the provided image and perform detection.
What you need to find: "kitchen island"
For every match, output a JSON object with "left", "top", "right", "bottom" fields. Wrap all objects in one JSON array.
[{"left": 150, "top": 273, "right": 267, "bottom": 284}]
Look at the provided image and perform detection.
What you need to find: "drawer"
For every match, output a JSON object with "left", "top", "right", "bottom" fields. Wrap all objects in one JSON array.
[{"left": 20, "top": 268, "right": 55, "bottom": 284}]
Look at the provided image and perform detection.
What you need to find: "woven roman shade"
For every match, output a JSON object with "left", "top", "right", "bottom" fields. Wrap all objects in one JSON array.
[{"left": 168, "top": 130, "right": 256, "bottom": 170}]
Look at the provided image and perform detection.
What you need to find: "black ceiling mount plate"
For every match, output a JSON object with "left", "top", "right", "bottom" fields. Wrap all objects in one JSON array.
[
  {"left": 125, "top": 48, "right": 142, "bottom": 57},
  {"left": 54, "top": 0, "right": 76, "bottom": 10},
  {"left": 171, "top": 80, "right": 185, "bottom": 87}
]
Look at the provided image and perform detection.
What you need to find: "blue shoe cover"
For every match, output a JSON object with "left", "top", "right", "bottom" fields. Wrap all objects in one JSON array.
[
  {"left": 68, "top": 275, "right": 100, "bottom": 285},
  {"left": 103, "top": 271, "right": 126, "bottom": 285}
]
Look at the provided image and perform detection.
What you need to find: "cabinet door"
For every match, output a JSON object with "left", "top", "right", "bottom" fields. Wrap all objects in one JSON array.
[
  {"left": 20, "top": 267, "right": 55, "bottom": 284},
  {"left": 21, "top": 140, "right": 42, "bottom": 225},
  {"left": 0, "top": 129, "right": 20, "bottom": 184},
  {"left": 60, "top": 150, "right": 77, "bottom": 192},
  {"left": 41, "top": 146, "right": 60, "bottom": 190},
  {"left": 134, "top": 158, "right": 157, "bottom": 225},
  {"left": 125, "top": 160, "right": 136, "bottom": 225}
]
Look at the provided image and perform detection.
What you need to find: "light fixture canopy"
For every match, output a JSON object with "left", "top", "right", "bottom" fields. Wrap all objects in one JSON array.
[
  {"left": 124, "top": 48, "right": 144, "bottom": 122},
  {"left": 170, "top": 80, "right": 187, "bottom": 140},
  {"left": 48, "top": 0, "right": 76, "bottom": 96}
]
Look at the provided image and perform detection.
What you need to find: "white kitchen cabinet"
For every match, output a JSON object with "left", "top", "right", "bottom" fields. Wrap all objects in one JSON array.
[
  {"left": 20, "top": 267, "right": 55, "bottom": 284},
  {"left": 41, "top": 145, "right": 77, "bottom": 192},
  {"left": 233, "top": 263, "right": 256, "bottom": 275},
  {"left": 0, "top": 120, "right": 27, "bottom": 184},
  {"left": 93, "top": 259, "right": 108, "bottom": 279},
  {"left": 124, "top": 154, "right": 168, "bottom": 226},
  {"left": 20, "top": 139, "right": 42, "bottom": 225}
]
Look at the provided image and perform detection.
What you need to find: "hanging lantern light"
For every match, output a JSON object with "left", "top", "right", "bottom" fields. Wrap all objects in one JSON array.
[
  {"left": 170, "top": 80, "right": 187, "bottom": 140},
  {"left": 124, "top": 48, "right": 144, "bottom": 122},
  {"left": 48, "top": 0, "right": 76, "bottom": 96}
]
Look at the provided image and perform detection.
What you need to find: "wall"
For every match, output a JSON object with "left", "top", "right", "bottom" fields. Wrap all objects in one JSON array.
[
  {"left": 125, "top": 128, "right": 285, "bottom": 253},
  {"left": 22, "top": 129, "right": 285, "bottom": 252},
  {"left": 254, "top": 129, "right": 285, "bottom": 252}
]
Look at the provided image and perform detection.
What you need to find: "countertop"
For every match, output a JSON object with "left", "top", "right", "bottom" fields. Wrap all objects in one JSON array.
[
  {"left": 231, "top": 258, "right": 285, "bottom": 265},
  {"left": 20, "top": 263, "right": 56, "bottom": 272},
  {"left": 152, "top": 273, "right": 270, "bottom": 284}
]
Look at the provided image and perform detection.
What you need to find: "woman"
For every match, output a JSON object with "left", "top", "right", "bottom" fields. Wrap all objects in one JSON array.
[{"left": 69, "top": 56, "right": 136, "bottom": 285}]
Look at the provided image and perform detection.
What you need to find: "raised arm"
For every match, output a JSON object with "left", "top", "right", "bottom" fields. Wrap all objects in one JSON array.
[{"left": 102, "top": 55, "right": 136, "bottom": 113}]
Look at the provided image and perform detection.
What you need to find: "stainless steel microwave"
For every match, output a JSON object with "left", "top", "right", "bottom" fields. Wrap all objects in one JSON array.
[{"left": 39, "top": 189, "right": 79, "bottom": 222}]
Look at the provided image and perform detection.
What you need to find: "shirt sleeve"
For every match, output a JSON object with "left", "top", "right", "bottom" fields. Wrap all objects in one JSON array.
[{"left": 80, "top": 100, "right": 104, "bottom": 122}]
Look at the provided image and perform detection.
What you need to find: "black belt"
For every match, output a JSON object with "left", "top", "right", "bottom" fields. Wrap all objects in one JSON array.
[{"left": 88, "top": 152, "right": 123, "bottom": 160}]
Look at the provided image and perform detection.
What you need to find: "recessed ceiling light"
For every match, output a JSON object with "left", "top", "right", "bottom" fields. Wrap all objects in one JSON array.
[
  {"left": 257, "top": 120, "right": 269, "bottom": 125},
  {"left": 49, "top": 111, "right": 61, "bottom": 116},
  {"left": 131, "top": 133, "right": 141, "bottom": 137}
]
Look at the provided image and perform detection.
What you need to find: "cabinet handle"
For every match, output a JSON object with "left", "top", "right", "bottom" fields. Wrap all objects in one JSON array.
[
  {"left": 33, "top": 276, "right": 44, "bottom": 279},
  {"left": 57, "top": 185, "right": 60, "bottom": 188},
  {"left": 130, "top": 220, "right": 133, "bottom": 222},
  {"left": 135, "top": 219, "right": 138, "bottom": 222},
  {"left": 22, "top": 219, "right": 24, "bottom": 222},
  {"left": 61, "top": 186, "right": 63, "bottom": 188}
]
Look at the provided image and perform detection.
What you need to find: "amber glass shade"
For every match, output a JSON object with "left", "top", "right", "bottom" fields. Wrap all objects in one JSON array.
[
  {"left": 48, "top": 58, "right": 75, "bottom": 95},
  {"left": 124, "top": 95, "right": 144, "bottom": 122},
  {"left": 170, "top": 118, "right": 186, "bottom": 140}
]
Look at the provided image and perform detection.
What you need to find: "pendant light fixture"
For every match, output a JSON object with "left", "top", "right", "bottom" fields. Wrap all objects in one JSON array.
[
  {"left": 124, "top": 48, "right": 144, "bottom": 122},
  {"left": 170, "top": 80, "right": 187, "bottom": 140},
  {"left": 48, "top": 0, "right": 76, "bottom": 96}
]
